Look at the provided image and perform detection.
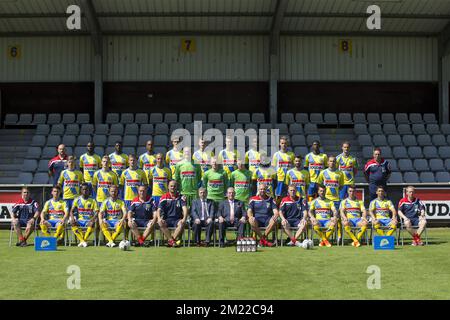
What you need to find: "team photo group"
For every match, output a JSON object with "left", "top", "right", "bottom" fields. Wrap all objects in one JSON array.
[{"left": 11, "top": 134, "right": 427, "bottom": 249}]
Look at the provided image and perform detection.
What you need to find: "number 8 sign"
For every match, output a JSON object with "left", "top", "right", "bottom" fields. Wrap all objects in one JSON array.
[{"left": 339, "top": 39, "right": 352, "bottom": 56}]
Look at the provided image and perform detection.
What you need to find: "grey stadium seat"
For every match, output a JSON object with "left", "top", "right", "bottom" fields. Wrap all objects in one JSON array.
[
  {"left": 420, "top": 172, "right": 435, "bottom": 183},
  {"left": 397, "top": 124, "right": 412, "bottom": 135},
  {"left": 121, "top": 113, "right": 134, "bottom": 124},
  {"left": 215, "top": 123, "right": 228, "bottom": 134},
  {"left": 423, "top": 146, "right": 438, "bottom": 159},
  {"left": 386, "top": 159, "right": 398, "bottom": 171},
  {"left": 354, "top": 124, "right": 368, "bottom": 135},
  {"left": 389, "top": 172, "right": 403, "bottom": 183},
  {"left": 439, "top": 146, "right": 450, "bottom": 158},
  {"left": 62, "top": 135, "right": 76, "bottom": 147},
  {"left": 193, "top": 113, "right": 207, "bottom": 122},
  {"left": 135, "top": 113, "right": 149, "bottom": 125},
  {"left": 294, "top": 146, "right": 309, "bottom": 156},
  {"left": 17, "top": 114, "right": 33, "bottom": 125},
  {"left": 372, "top": 135, "right": 387, "bottom": 146},
  {"left": 367, "top": 113, "right": 380, "bottom": 124},
  {"left": 402, "top": 135, "right": 417, "bottom": 147},
  {"left": 252, "top": 113, "right": 265, "bottom": 124},
  {"left": 76, "top": 113, "right": 90, "bottom": 124},
  {"left": 383, "top": 124, "right": 397, "bottom": 135},
  {"left": 436, "top": 171, "right": 450, "bottom": 183},
  {"left": 409, "top": 113, "right": 422, "bottom": 124},
  {"left": 244, "top": 123, "right": 258, "bottom": 132},
  {"left": 66, "top": 124, "right": 79, "bottom": 135},
  {"left": 125, "top": 124, "right": 139, "bottom": 135},
  {"left": 122, "top": 147, "right": 136, "bottom": 155},
  {"left": 295, "top": 113, "right": 309, "bottom": 124},
  {"left": 229, "top": 123, "right": 243, "bottom": 131},
  {"left": 106, "top": 113, "right": 119, "bottom": 124},
  {"left": 441, "top": 124, "right": 450, "bottom": 135},
  {"left": 424, "top": 113, "right": 437, "bottom": 124},
  {"left": 353, "top": 113, "right": 366, "bottom": 124},
  {"left": 33, "top": 173, "right": 49, "bottom": 184},
  {"left": 140, "top": 124, "right": 153, "bottom": 135},
  {"left": 417, "top": 135, "right": 432, "bottom": 146},
  {"left": 105, "top": 147, "right": 115, "bottom": 155},
  {"left": 170, "top": 123, "right": 184, "bottom": 134},
  {"left": 304, "top": 124, "right": 318, "bottom": 135},
  {"left": 50, "top": 124, "right": 65, "bottom": 135},
  {"left": 403, "top": 172, "right": 420, "bottom": 183},
  {"left": 392, "top": 146, "right": 408, "bottom": 158},
  {"left": 107, "top": 135, "right": 122, "bottom": 146},
  {"left": 46, "top": 135, "right": 61, "bottom": 147},
  {"left": 110, "top": 123, "right": 124, "bottom": 135},
  {"left": 153, "top": 147, "right": 167, "bottom": 155},
  {"left": 413, "top": 159, "right": 429, "bottom": 171},
  {"left": 408, "top": 146, "right": 423, "bottom": 159},
  {"left": 381, "top": 113, "right": 395, "bottom": 124},
  {"left": 95, "top": 147, "right": 104, "bottom": 156},
  {"left": 80, "top": 124, "right": 94, "bottom": 135},
  {"left": 62, "top": 114, "right": 75, "bottom": 124},
  {"left": 93, "top": 135, "right": 107, "bottom": 147},
  {"left": 395, "top": 113, "right": 409, "bottom": 124},
  {"left": 149, "top": 113, "right": 163, "bottom": 124},
  {"left": 368, "top": 124, "right": 382, "bottom": 135},
  {"left": 358, "top": 135, "right": 372, "bottom": 146},
  {"left": 33, "top": 114, "right": 47, "bottom": 125},
  {"left": 154, "top": 123, "right": 169, "bottom": 135},
  {"left": 23, "top": 160, "right": 38, "bottom": 172},
  {"left": 411, "top": 124, "right": 427, "bottom": 135},
  {"left": 223, "top": 113, "right": 236, "bottom": 124},
  {"left": 179, "top": 113, "right": 192, "bottom": 124},
  {"left": 291, "top": 135, "right": 306, "bottom": 146},
  {"left": 237, "top": 113, "right": 250, "bottom": 124},
  {"left": 448, "top": 135, "right": 450, "bottom": 145},
  {"left": 398, "top": 159, "right": 414, "bottom": 171},
  {"left": 387, "top": 135, "right": 402, "bottom": 146},
  {"left": 289, "top": 124, "right": 303, "bottom": 135},
  {"left": 36, "top": 124, "right": 50, "bottom": 135},
  {"left": 38, "top": 160, "right": 49, "bottom": 172},
  {"left": 427, "top": 124, "right": 441, "bottom": 135},
  {"left": 380, "top": 146, "right": 392, "bottom": 158},
  {"left": 164, "top": 113, "right": 178, "bottom": 124},
  {"left": 259, "top": 124, "right": 272, "bottom": 131},
  {"left": 94, "top": 124, "right": 108, "bottom": 135},
  {"left": 306, "top": 135, "right": 321, "bottom": 146},
  {"left": 154, "top": 135, "right": 168, "bottom": 147},
  {"left": 18, "top": 173, "right": 33, "bottom": 184},
  {"left": 185, "top": 123, "right": 194, "bottom": 134},
  {"left": 362, "top": 147, "right": 373, "bottom": 159},
  {"left": 310, "top": 113, "right": 324, "bottom": 124},
  {"left": 26, "top": 147, "right": 42, "bottom": 159},
  {"left": 136, "top": 147, "right": 146, "bottom": 156},
  {"left": 281, "top": 113, "right": 294, "bottom": 124},
  {"left": 274, "top": 124, "right": 289, "bottom": 136},
  {"left": 208, "top": 113, "right": 221, "bottom": 124},
  {"left": 47, "top": 113, "right": 61, "bottom": 125},
  {"left": 42, "top": 147, "right": 55, "bottom": 159},
  {"left": 74, "top": 147, "right": 84, "bottom": 158},
  {"left": 324, "top": 113, "right": 338, "bottom": 125},
  {"left": 432, "top": 135, "right": 447, "bottom": 146},
  {"left": 138, "top": 135, "right": 152, "bottom": 146},
  {"left": 338, "top": 113, "right": 353, "bottom": 124},
  {"left": 31, "top": 135, "right": 46, "bottom": 147},
  {"left": 4, "top": 114, "right": 18, "bottom": 125},
  {"left": 429, "top": 159, "right": 444, "bottom": 172}
]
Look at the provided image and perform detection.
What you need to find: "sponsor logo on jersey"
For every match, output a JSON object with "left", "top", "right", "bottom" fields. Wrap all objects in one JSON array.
[
  {"left": 324, "top": 179, "right": 339, "bottom": 188},
  {"left": 309, "top": 163, "right": 324, "bottom": 170},
  {"left": 65, "top": 180, "right": 79, "bottom": 187},
  {"left": 209, "top": 180, "right": 224, "bottom": 188},
  {"left": 181, "top": 171, "right": 195, "bottom": 178},
  {"left": 126, "top": 179, "right": 141, "bottom": 187}
]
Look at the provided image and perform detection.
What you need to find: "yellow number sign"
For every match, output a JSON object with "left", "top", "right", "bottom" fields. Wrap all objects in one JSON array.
[
  {"left": 7, "top": 45, "right": 21, "bottom": 59},
  {"left": 339, "top": 39, "right": 352, "bottom": 56},
  {"left": 181, "top": 39, "right": 196, "bottom": 53}
]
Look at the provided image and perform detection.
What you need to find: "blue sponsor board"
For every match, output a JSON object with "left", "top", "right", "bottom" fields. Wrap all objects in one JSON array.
[
  {"left": 35, "top": 237, "right": 57, "bottom": 251},
  {"left": 373, "top": 236, "right": 395, "bottom": 250}
]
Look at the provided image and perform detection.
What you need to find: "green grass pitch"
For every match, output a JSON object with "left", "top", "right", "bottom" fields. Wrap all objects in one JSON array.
[{"left": 1, "top": 228, "right": 449, "bottom": 300}]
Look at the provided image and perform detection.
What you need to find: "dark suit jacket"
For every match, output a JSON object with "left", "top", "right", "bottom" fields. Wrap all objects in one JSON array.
[
  {"left": 191, "top": 198, "right": 216, "bottom": 221},
  {"left": 218, "top": 199, "right": 245, "bottom": 221}
]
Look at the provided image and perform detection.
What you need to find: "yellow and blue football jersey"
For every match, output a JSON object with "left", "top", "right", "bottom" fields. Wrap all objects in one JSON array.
[
  {"left": 245, "top": 149, "right": 261, "bottom": 173},
  {"left": 79, "top": 153, "right": 102, "bottom": 183},
  {"left": 43, "top": 199, "right": 68, "bottom": 220},
  {"left": 369, "top": 199, "right": 395, "bottom": 220},
  {"left": 149, "top": 166, "right": 172, "bottom": 196},
  {"left": 340, "top": 198, "right": 365, "bottom": 219},
  {"left": 218, "top": 149, "right": 240, "bottom": 178},
  {"left": 336, "top": 153, "right": 358, "bottom": 185},
  {"left": 192, "top": 150, "right": 214, "bottom": 176},
  {"left": 119, "top": 168, "right": 149, "bottom": 201},
  {"left": 139, "top": 152, "right": 156, "bottom": 175},
  {"left": 58, "top": 169, "right": 84, "bottom": 200},
  {"left": 109, "top": 153, "right": 129, "bottom": 178},
  {"left": 284, "top": 168, "right": 310, "bottom": 198},
  {"left": 304, "top": 152, "right": 328, "bottom": 183},
  {"left": 272, "top": 151, "right": 295, "bottom": 173},
  {"left": 317, "top": 169, "right": 344, "bottom": 202},
  {"left": 72, "top": 196, "right": 98, "bottom": 221},
  {"left": 100, "top": 198, "right": 127, "bottom": 220},
  {"left": 309, "top": 198, "right": 336, "bottom": 220},
  {"left": 92, "top": 169, "right": 119, "bottom": 203},
  {"left": 166, "top": 149, "right": 183, "bottom": 176},
  {"left": 252, "top": 166, "right": 277, "bottom": 198}
]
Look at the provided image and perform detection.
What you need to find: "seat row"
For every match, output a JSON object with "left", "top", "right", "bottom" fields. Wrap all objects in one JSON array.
[
  {"left": 362, "top": 145, "right": 450, "bottom": 160},
  {"left": 354, "top": 123, "right": 450, "bottom": 136},
  {"left": 358, "top": 134, "right": 450, "bottom": 147}
]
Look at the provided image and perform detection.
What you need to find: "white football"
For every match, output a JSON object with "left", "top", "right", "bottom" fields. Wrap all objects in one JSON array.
[
  {"left": 119, "top": 240, "right": 129, "bottom": 250},
  {"left": 302, "top": 239, "right": 313, "bottom": 249}
]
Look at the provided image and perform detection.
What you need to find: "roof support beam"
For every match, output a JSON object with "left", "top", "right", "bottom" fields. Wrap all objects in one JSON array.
[
  {"left": 269, "top": 0, "right": 288, "bottom": 125},
  {"left": 438, "top": 21, "right": 450, "bottom": 124}
]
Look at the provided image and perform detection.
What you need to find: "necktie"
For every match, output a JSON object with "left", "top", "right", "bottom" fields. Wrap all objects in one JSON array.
[
  {"left": 201, "top": 200, "right": 205, "bottom": 220},
  {"left": 229, "top": 201, "right": 234, "bottom": 222}
]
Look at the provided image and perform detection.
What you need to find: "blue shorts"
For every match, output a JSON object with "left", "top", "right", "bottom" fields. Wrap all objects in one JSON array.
[
  {"left": 64, "top": 199, "right": 74, "bottom": 211},
  {"left": 134, "top": 219, "right": 151, "bottom": 228},
  {"left": 340, "top": 185, "right": 350, "bottom": 200},
  {"left": 152, "top": 196, "right": 161, "bottom": 207},
  {"left": 317, "top": 219, "right": 332, "bottom": 228},
  {"left": 255, "top": 216, "right": 273, "bottom": 227},
  {"left": 16, "top": 219, "right": 31, "bottom": 228},
  {"left": 377, "top": 218, "right": 392, "bottom": 226},
  {"left": 308, "top": 183, "right": 318, "bottom": 196},
  {"left": 75, "top": 220, "right": 91, "bottom": 228},
  {"left": 407, "top": 217, "right": 420, "bottom": 227},
  {"left": 165, "top": 218, "right": 181, "bottom": 228},
  {"left": 286, "top": 218, "right": 301, "bottom": 228},
  {"left": 104, "top": 219, "right": 121, "bottom": 228},
  {"left": 348, "top": 218, "right": 362, "bottom": 227},
  {"left": 48, "top": 219, "right": 63, "bottom": 227}
]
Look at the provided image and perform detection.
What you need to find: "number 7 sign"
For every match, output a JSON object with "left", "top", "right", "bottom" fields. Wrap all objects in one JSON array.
[{"left": 181, "top": 39, "right": 196, "bottom": 53}]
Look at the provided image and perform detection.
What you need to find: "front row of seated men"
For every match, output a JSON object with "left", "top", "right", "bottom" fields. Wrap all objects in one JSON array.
[{"left": 11, "top": 182, "right": 427, "bottom": 248}]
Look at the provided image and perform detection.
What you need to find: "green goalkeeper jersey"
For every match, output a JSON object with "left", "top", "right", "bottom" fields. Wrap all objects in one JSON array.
[
  {"left": 174, "top": 159, "right": 201, "bottom": 196},
  {"left": 230, "top": 169, "right": 252, "bottom": 203},
  {"left": 202, "top": 168, "right": 228, "bottom": 202}
]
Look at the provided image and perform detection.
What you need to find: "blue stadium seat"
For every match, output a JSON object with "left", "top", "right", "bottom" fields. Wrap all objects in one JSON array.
[
  {"left": 295, "top": 113, "right": 309, "bottom": 124},
  {"left": 62, "top": 114, "right": 76, "bottom": 124},
  {"left": 281, "top": 113, "right": 294, "bottom": 124},
  {"left": 420, "top": 172, "right": 435, "bottom": 183},
  {"left": 135, "top": 113, "right": 149, "bottom": 125},
  {"left": 436, "top": 171, "right": 450, "bottom": 183},
  {"left": 4, "top": 114, "right": 18, "bottom": 125},
  {"left": 106, "top": 113, "right": 119, "bottom": 124},
  {"left": 120, "top": 113, "right": 134, "bottom": 124},
  {"left": 403, "top": 172, "right": 419, "bottom": 183}
]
